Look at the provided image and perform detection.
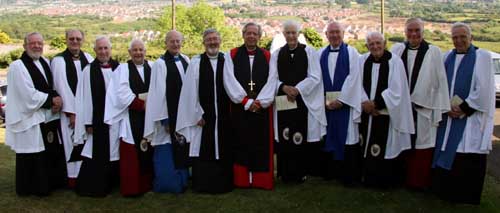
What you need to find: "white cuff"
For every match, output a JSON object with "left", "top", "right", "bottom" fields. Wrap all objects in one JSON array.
[{"left": 244, "top": 99, "right": 255, "bottom": 111}]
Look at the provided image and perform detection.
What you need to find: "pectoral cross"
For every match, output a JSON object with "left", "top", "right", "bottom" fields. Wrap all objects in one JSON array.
[{"left": 248, "top": 80, "right": 256, "bottom": 91}]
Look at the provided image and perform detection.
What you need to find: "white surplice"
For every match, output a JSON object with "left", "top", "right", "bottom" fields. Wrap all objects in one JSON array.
[
  {"left": 317, "top": 45, "right": 363, "bottom": 145},
  {"left": 51, "top": 52, "right": 94, "bottom": 177},
  {"left": 175, "top": 52, "right": 248, "bottom": 159},
  {"left": 143, "top": 54, "right": 190, "bottom": 146},
  {"left": 271, "top": 45, "right": 327, "bottom": 142},
  {"left": 359, "top": 53, "right": 415, "bottom": 159},
  {"left": 438, "top": 49, "right": 494, "bottom": 155},
  {"left": 391, "top": 43, "right": 450, "bottom": 149},
  {"left": 104, "top": 61, "right": 153, "bottom": 154},
  {"left": 5, "top": 57, "right": 60, "bottom": 153},
  {"left": 74, "top": 63, "right": 120, "bottom": 161}
]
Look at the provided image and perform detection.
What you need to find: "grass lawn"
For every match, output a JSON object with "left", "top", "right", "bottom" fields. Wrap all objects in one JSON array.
[{"left": 0, "top": 127, "right": 500, "bottom": 212}]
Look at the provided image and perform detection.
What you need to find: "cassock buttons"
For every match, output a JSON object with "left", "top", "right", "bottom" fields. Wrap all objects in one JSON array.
[
  {"left": 370, "top": 144, "right": 381, "bottom": 157},
  {"left": 47, "top": 131, "right": 55, "bottom": 143},
  {"left": 140, "top": 139, "right": 149, "bottom": 152},
  {"left": 293, "top": 132, "right": 303, "bottom": 145},
  {"left": 282, "top": 127, "right": 290, "bottom": 141}
]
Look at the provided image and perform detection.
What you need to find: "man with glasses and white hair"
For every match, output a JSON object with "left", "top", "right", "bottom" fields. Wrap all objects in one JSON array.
[
  {"left": 271, "top": 20, "right": 326, "bottom": 183},
  {"left": 104, "top": 39, "right": 154, "bottom": 196},
  {"left": 144, "top": 30, "right": 191, "bottom": 194},
  {"left": 6, "top": 32, "right": 66, "bottom": 196},
  {"left": 229, "top": 22, "right": 276, "bottom": 190},
  {"left": 359, "top": 32, "right": 414, "bottom": 188},
  {"left": 74, "top": 36, "right": 120, "bottom": 197},
  {"left": 51, "top": 29, "right": 94, "bottom": 189},
  {"left": 432, "top": 22, "right": 494, "bottom": 204}
]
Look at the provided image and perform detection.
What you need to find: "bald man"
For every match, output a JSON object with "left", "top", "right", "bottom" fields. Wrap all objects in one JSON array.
[
  {"left": 104, "top": 39, "right": 154, "bottom": 196},
  {"left": 143, "top": 30, "right": 190, "bottom": 193},
  {"left": 74, "top": 36, "right": 120, "bottom": 197},
  {"left": 318, "top": 21, "right": 363, "bottom": 185}
]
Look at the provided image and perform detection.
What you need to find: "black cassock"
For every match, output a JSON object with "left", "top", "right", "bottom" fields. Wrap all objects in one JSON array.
[
  {"left": 231, "top": 46, "right": 271, "bottom": 172},
  {"left": 75, "top": 59, "right": 120, "bottom": 197},
  {"left": 17, "top": 52, "right": 67, "bottom": 196},
  {"left": 191, "top": 53, "right": 233, "bottom": 194},
  {"left": 276, "top": 44, "right": 318, "bottom": 183},
  {"left": 164, "top": 51, "right": 190, "bottom": 169},
  {"left": 360, "top": 51, "right": 404, "bottom": 188}
]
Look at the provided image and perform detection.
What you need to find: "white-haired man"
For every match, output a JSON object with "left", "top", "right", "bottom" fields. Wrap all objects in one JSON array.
[
  {"left": 143, "top": 30, "right": 190, "bottom": 194},
  {"left": 104, "top": 39, "right": 154, "bottom": 196},
  {"left": 432, "top": 22, "right": 494, "bottom": 205},
  {"left": 390, "top": 18, "right": 450, "bottom": 190},
  {"left": 6, "top": 32, "right": 66, "bottom": 196},
  {"left": 74, "top": 36, "right": 120, "bottom": 197},
  {"left": 271, "top": 20, "right": 327, "bottom": 183},
  {"left": 51, "top": 29, "right": 94, "bottom": 189},
  {"left": 359, "top": 32, "right": 414, "bottom": 188},
  {"left": 176, "top": 29, "right": 250, "bottom": 194},
  {"left": 318, "top": 21, "right": 363, "bottom": 185}
]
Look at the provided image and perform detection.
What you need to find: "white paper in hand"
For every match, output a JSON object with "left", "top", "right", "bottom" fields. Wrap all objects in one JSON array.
[
  {"left": 275, "top": 95, "right": 297, "bottom": 111},
  {"left": 325, "top": 91, "right": 341, "bottom": 105}
]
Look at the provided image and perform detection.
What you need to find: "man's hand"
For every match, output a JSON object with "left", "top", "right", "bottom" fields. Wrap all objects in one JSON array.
[
  {"left": 68, "top": 113, "right": 76, "bottom": 129},
  {"left": 197, "top": 118, "right": 206, "bottom": 127},
  {"left": 371, "top": 109, "right": 381, "bottom": 117},
  {"left": 85, "top": 126, "right": 93, "bottom": 134},
  {"left": 52, "top": 96, "right": 63, "bottom": 113},
  {"left": 249, "top": 100, "right": 262, "bottom": 112},
  {"left": 282, "top": 85, "right": 299, "bottom": 102},
  {"left": 362, "top": 101, "right": 376, "bottom": 114},
  {"left": 326, "top": 100, "right": 343, "bottom": 110},
  {"left": 448, "top": 105, "right": 465, "bottom": 119},
  {"left": 164, "top": 124, "right": 170, "bottom": 133}
]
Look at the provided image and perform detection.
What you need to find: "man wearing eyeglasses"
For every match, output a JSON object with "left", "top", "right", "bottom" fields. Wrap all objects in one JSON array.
[{"left": 51, "top": 29, "right": 94, "bottom": 189}]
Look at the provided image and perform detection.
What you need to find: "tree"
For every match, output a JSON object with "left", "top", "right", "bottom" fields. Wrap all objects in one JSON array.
[
  {"left": 49, "top": 35, "right": 66, "bottom": 50},
  {"left": 302, "top": 27, "right": 324, "bottom": 49},
  {"left": 156, "top": 1, "right": 241, "bottom": 55},
  {"left": 0, "top": 30, "right": 10, "bottom": 44}
]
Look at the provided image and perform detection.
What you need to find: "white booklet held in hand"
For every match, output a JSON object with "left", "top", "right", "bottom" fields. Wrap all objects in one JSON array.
[{"left": 275, "top": 95, "right": 298, "bottom": 111}]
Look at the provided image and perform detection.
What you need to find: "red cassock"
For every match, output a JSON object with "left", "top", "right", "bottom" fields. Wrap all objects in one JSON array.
[{"left": 405, "top": 148, "right": 434, "bottom": 189}]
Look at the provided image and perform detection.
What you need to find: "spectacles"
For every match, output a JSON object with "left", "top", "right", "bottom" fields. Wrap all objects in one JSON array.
[{"left": 68, "top": 37, "right": 82, "bottom": 42}]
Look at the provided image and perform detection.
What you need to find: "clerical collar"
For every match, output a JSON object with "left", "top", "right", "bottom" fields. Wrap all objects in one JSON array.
[
  {"left": 100, "top": 62, "right": 112, "bottom": 68},
  {"left": 173, "top": 55, "right": 181, "bottom": 62},
  {"left": 71, "top": 51, "right": 81, "bottom": 59},
  {"left": 207, "top": 53, "right": 218, "bottom": 59},
  {"left": 329, "top": 46, "right": 340, "bottom": 52}
]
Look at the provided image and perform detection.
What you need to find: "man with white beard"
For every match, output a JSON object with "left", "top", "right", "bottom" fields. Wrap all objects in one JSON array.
[
  {"left": 6, "top": 32, "right": 66, "bottom": 196},
  {"left": 176, "top": 29, "right": 250, "bottom": 194}
]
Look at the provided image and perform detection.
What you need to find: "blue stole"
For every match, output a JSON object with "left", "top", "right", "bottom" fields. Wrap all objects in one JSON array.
[
  {"left": 320, "top": 43, "right": 350, "bottom": 160},
  {"left": 433, "top": 45, "right": 477, "bottom": 170}
]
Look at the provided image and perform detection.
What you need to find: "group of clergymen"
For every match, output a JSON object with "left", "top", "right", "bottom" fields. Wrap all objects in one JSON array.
[{"left": 5, "top": 17, "right": 495, "bottom": 205}]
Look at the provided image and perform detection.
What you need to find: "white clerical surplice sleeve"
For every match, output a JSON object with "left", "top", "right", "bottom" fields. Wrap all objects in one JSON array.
[
  {"left": 176, "top": 57, "right": 204, "bottom": 157},
  {"left": 381, "top": 58, "right": 415, "bottom": 135},
  {"left": 143, "top": 59, "right": 170, "bottom": 145}
]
